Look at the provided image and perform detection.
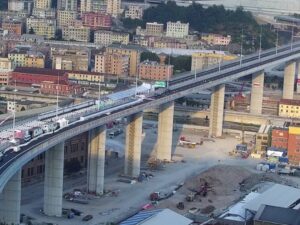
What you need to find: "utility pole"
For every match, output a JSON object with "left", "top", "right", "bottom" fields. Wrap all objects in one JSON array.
[
  {"left": 240, "top": 28, "right": 244, "bottom": 66},
  {"left": 259, "top": 25, "right": 262, "bottom": 60}
]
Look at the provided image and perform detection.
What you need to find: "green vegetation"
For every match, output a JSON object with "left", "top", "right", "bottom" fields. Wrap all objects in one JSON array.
[
  {"left": 122, "top": 18, "right": 144, "bottom": 30},
  {"left": 165, "top": 55, "right": 191, "bottom": 74},
  {"left": 123, "top": 2, "right": 276, "bottom": 52},
  {"left": 140, "top": 52, "right": 160, "bottom": 62},
  {"left": 0, "top": 0, "right": 8, "bottom": 10}
]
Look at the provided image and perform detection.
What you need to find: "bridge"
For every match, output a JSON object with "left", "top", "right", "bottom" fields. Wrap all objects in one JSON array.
[{"left": 1, "top": 41, "right": 300, "bottom": 224}]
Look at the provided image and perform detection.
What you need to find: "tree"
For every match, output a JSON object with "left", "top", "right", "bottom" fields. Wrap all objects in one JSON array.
[
  {"left": 140, "top": 51, "right": 160, "bottom": 62},
  {"left": 165, "top": 55, "right": 191, "bottom": 73},
  {"left": 28, "top": 27, "right": 35, "bottom": 34}
]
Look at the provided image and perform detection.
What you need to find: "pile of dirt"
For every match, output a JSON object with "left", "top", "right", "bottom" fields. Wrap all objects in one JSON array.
[{"left": 185, "top": 165, "right": 252, "bottom": 196}]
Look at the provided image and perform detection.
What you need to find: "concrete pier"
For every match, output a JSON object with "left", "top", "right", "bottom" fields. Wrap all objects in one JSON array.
[
  {"left": 283, "top": 61, "right": 296, "bottom": 99},
  {"left": 209, "top": 84, "right": 225, "bottom": 137},
  {"left": 124, "top": 112, "right": 143, "bottom": 177},
  {"left": 0, "top": 170, "right": 21, "bottom": 225},
  {"left": 87, "top": 126, "right": 106, "bottom": 195},
  {"left": 250, "top": 71, "right": 264, "bottom": 114},
  {"left": 157, "top": 101, "right": 174, "bottom": 161},
  {"left": 43, "top": 142, "right": 64, "bottom": 217}
]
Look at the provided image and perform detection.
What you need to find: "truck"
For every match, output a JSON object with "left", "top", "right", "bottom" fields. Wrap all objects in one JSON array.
[
  {"left": 29, "top": 127, "right": 43, "bottom": 138},
  {"left": 178, "top": 136, "right": 197, "bottom": 148},
  {"left": 109, "top": 129, "right": 123, "bottom": 138},
  {"left": 14, "top": 130, "right": 31, "bottom": 143},
  {"left": 57, "top": 118, "right": 69, "bottom": 129},
  {"left": 42, "top": 122, "right": 59, "bottom": 133}
]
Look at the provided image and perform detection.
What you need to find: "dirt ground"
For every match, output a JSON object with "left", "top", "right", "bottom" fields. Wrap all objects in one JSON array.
[{"left": 158, "top": 164, "right": 299, "bottom": 216}]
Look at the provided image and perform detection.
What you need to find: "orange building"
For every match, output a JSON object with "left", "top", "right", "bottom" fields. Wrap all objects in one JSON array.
[
  {"left": 288, "top": 126, "right": 300, "bottom": 165},
  {"left": 271, "top": 128, "right": 289, "bottom": 149},
  {"left": 40, "top": 80, "right": 83, "bottom": 96},
  {"left": 2, "top": 20, "right": 23, "bottom": 35},
  {"left": 138, "top": 60, "right": 173, "bottom": 81}
]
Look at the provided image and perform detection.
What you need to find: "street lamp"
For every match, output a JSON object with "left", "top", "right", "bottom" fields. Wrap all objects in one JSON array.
[
  {"left": 275, "top": 29, "right": 279, "bottom": 55},
  {"left": 258, "top": 25, "right": 262, "bottom": 60},
  {"left": 291, "top": 26, "right": 294, "bottom": 51},
  {"left": 240, "top": 28, "right": 244, "bottom": 67}
]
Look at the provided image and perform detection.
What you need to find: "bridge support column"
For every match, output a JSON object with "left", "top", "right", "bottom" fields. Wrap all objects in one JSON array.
[
  {"left": 283, "top": 61, "right": 296, "bottom": 99},
  {"left": 44, "top": 142, "right": 64, "bottom": 217},
  {"left": 87, "top": 126, "right": 106, "bottom": 195},
  {"left": 157, "top": 101, "right": 174, "bottom": 161},
  {"left": 124, "top": 112, "right": 143, "bottom": 177},
  {"left": 250, "top": 71, "right": 264, "bottom": 114},
  {"left": 209, "top": 84, "right": 225, "bottom": 137},
  {"left": 0, "top": 170, "right": 21, "bottom": 225}
]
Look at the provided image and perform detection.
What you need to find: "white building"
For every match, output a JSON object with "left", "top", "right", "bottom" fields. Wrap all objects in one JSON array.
[
  {"left": 125, "top": 5, "right": 143, "bottom": 20},
  {"left": 166, "top": 21, "right": 189, "bottom": 38}
]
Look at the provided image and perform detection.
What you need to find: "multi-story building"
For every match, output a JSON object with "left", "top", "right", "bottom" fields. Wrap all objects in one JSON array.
[
  {"left": 1, "top": 20, "right": 23, "bottom": 36},
  {"left": 34, "top": 0, "right": 52, "bottom": 9},
  {"left": 82, "top": 12, "right": 112, "bottom": 30},
  {"left": 191, "top": 52, "right": 237, "bottom": 71},
  {"left": 67, "top": 71, "right": 105, "bottom": 86},
  {"left": 279, "top": 99, "right": 300, "bottom": 118},
  {"left": 10, "top": 67, "right": 69, "bottom": 87},
  {"left": 288, "top": 126, "right": 300, "bottom": 165},
  {"left": 80, "top": 0, "right": 92, "bottom": 12},
  {"left": 8, "top": 0, "right": 33, "bottom": 13},
  {"left": 166, "top": 21, "right": 189, "bottom": 38},
  {"left": 0, "top": 57, "right": 13, "bottom": 85},
  {"left": 94, "top": 30, "right": 129, "bottom": 46},
  {"left": 271, "top": 127, "right": 289, "bottom": 149},
  {"left": 32, "top": 8, "right": 56, "bottom": 18},
  {"left": 255, "top": 124, "right": 271, "bottom": 155},
  {"left": 125, "top": 5, "right": 143, "bottom": 20},
  {"left": 57, "top": 10, "right": 78, "bottom": 28},
  {"left": 22, "top": 132, "right": 89, "bottom": 181},
  {"left": 40, "top": 80, "right": 83, "bottom": 96},
  {"left": 106, "top": 44, "right": 142, "bottom": 76},
  {"left": 51, "top": 47, "right": 90, "bottom": 71},
  {"left": 80, "top": 0, "right": 106, "bottom": 12},
  {"left": 57, "top": 0, "right": 77, "bottom": 11},
  {"left": 106, "top": 0, "right": 121, "bottom": 17},
  {"left": 145, "top": 22, "right": 164, "bottom": 36},
  {"left": 26, "top": 17, "right": 56, "bottom": 39},
  {"left": 138, "top": 60, "right": 173, "bottom": 81},
  {"left": 201, "top": 33, "right": 232, "bottom": 46},
  {"left": 153, "top": 37, "right": 187, "bottom": 49},
  {"left": 62, "top": 26, "right": 90, "bottom": 42},
  {"left": 95, "top": 52, "right": 129, "bottom": 76},
  {"left": 8, "top": 47, "right": 45, "bottom": 68}
]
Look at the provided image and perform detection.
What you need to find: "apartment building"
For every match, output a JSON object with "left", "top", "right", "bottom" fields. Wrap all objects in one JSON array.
[
  {"left": 279, "top": 99, "right": 300, "bottom": 118},
  {"left": 94, "top": 30, "right": 129, "bottom": 46},
  {"left": 32, "top": 8, "right": 56, "bottom": 18},
  {"left": 106, "top": 44, "right": 142, "bottom": 76},
  {"left": 166, "top": 21, "right": 189, "bottom": 38},
  {"left": 51, "top": 47, "right": 90, "bottom": 71},
  {"left": 138, "top": 60, "right": 173, "bottom": 81},
  {"left": 145, "top": 22, "right": 164, "bottom": 36},
  {"left": 57, "top": 10, "right": 78, "bottom": 28},
  {"left": 62, "top": 26, "right": 91, "bottom": 42},
  {"left": 191, "top": 52, "right": 236, "bottom": 71},
  {"left": 95, "top": 52, "right": 129, "bottom": 77},
  {"left": 34, "top": 0, "right": 52, "bottom": 9},
  {"left": 26, "top": 17, "right": 56, "bottom": 39},
  {"left": 8, "top": 47, "right": 45, "bottom": 68},
  {"left": 57, "top": 0, "right": 77, "bottom": 11},
  {"left": 201, "top": 33, "right": 231, "bottom": 46},
  {"left": 1, "top": 20, "right": 23, "bottom": 36},
  {"left": 0, "top": 57, "right": 13, "bottom": 85},
  {"left": 106, "top": 0, "right": 121, "bottom": 17},
  {"left": 67, "top": 71, "right": 105, "bottom": 86},
  {"left": 82, "top": 12, "right": 112, "bottom": 30},
  {"left": 125, "top": 5, "right": 143, "bottom": 20}
]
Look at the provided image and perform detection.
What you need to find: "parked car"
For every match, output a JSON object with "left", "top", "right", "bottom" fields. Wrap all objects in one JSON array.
[{"left": 82, "top": 215, "right": 93, "bottom": 221}]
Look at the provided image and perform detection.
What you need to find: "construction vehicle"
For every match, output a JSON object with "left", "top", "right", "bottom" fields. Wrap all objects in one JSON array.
[{"left": 178, "top": 136, "right": 197, "bottom": 148}]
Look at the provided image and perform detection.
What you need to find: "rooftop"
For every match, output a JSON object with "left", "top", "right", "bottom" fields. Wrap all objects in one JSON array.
[
  {"left": 254, "top": 205, "right": 300, "bottom": 225},
  {"left": 108, "top": 43, "right": 147, "bottom": 52}
]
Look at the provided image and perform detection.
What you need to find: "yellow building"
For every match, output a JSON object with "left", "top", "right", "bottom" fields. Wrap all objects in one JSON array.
[
  {"left": 95, "top": 52, "right": 129, "bottom": 77},
  {"left": 57, "top": 10, "right": 78, "bottom": 28},
  {"left": 67, "top": 71, "right": 104, "bottom": 86},
  {"left": 34, "top": 0, "right": 52, "bottom": 9},
  {"left": 26, "top": 17, "right": 56, "bottom": 39},
  {"left": 51, "top": 47, "right": 90, "bottom": 71},
  {"left": 106, "top": 0, "right": 121, "bottom": 17},
  {"left": 62, "top": 26, "right": 90, "bottom": 42},
  {"left": 279, "top": 99, "right": 300, "bottom": 118},
  {"left": 201, "top": 33, "right": 231, "bottom": 46},
  {"left": 0, "top": 58, "right": 13, "bottom": 85},
  {"left": 94, "top": 30, "right": 129, "bottom": 46},
  {"left": 191, "top": 52, "right": 236, "bottom": 71},
  {"left": 145, "top": 22, "right": 164, "bottom": 36},
  {"left": 8, "top": 47, "right": 45, "bottom": 69},
  {"left": 106, "top": 44, "right": 142, "bottom": 76}
]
